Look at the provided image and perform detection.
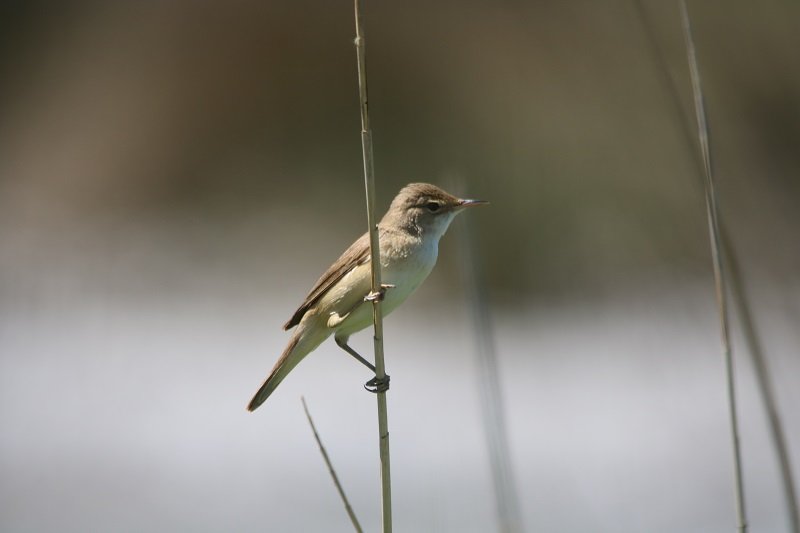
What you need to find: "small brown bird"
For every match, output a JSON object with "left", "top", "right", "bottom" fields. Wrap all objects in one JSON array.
[{"left": 247, "top": 183, "right": 487, "bottom": 411}]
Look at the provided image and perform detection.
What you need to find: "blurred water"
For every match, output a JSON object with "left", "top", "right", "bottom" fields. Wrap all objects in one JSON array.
[{"left": 1, "top": 221, "right": 798, "bottom": 533}]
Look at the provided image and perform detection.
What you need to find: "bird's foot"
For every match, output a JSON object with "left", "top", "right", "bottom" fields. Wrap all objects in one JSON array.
[
  {"left": 364, "top": 284, "right": 396, "bottom": 303},
  {"left": 364, "top": 374, "right": 391, "bottom": 393}
]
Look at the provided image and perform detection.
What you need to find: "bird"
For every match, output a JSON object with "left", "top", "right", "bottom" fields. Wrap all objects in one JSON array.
[{"left": 247, "top": 182, "right": 487, "bottom": 411}]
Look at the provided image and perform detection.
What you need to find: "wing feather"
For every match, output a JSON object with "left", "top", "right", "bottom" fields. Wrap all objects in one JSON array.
[{"left": 282, "top": 232, "right": 371, "bottom": 330}]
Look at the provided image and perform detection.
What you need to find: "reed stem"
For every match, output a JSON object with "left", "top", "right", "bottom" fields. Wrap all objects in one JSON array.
[
  {"left": 680, "top": 2, "right": 747, "bottom": 530},
  {"left": 635, "top": 3, "right": 798, "bottom": 530},
  {"left": 353, "top": 1, "right": 392, "bottom": 531},
  {"left": 302, "top": 397, "right": 364, "bottom": 533},
  {"left": 455, "top": 183, "right": 524, "bottom": 533}
]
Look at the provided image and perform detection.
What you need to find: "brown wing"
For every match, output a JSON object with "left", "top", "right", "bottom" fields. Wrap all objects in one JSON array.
[{"left": 282, "top": 231, "right": 371, "bottom": 330}]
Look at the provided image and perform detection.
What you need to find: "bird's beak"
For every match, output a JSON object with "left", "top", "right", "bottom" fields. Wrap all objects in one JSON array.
[{"left": 457, "top": 198, "right": 489, "bottom": 208}]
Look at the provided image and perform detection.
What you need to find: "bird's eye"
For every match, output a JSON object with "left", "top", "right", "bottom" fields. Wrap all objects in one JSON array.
[{"left": 425, "top": 202, "right": 441, "bottom": 212}]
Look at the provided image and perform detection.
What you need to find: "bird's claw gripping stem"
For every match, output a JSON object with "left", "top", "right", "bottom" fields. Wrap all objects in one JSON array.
[
  {"left": 364, "top": 374, "right": 391, "bottom": 393},
  {"left": 364, "top": 283, "right": 395, "bottom": 303}
]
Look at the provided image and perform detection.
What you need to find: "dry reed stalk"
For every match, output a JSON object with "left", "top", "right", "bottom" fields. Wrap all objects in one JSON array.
[
  {"left": 302, "top": 397, "right": 364, "bottom": 533},
  {"left": 454, "top": 183, "right": 524, "bottom": 533},
  {"left": 680, "top": 2, "right": 747, "bottom": 530},
  {"left": 633, "top": 4, "right": 799, "bottom": 529},
  {"left": 353, "top": 0, "right": 392, "bottom": 531}
]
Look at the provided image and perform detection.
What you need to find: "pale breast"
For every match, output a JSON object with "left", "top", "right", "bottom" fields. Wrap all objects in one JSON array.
[
  {"left": 333, "top": 230, "right": 439, "bottom": 337},
  {"left": 379, "top": 232, "right": 438, "bottom": 315}
]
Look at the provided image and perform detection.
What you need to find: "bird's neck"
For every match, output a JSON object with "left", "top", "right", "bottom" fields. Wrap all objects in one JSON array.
[{"left": 380, "top": 212, "right": 457, "bottom": 243}]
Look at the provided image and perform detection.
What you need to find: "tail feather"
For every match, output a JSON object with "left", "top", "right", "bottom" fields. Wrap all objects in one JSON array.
[
  {"left": 247, "top": 323, "right": 328, "bottom": 411},
  {"left": 247, "top": 335, "right": 300, "bottom": 411}
]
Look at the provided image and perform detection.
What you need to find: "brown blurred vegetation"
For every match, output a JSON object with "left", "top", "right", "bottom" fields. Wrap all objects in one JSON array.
[{"left": 1, "top": 0, "right": 798, "bottom": 300}]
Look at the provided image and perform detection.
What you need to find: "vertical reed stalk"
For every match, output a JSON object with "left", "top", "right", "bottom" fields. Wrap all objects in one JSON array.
[
  {"left": 635, "top": 3, "right": 798, "bottom": 530},
  {"left": 302, "top": 397, "right": 364, "bottom": 533},
  {"left": 680, "top": 2, "right": 747, "bottom": 530},
  {"left": 353, "top": 1, "right": 392, "bottom": 531},
  {"left": 454, "top": 180, "right": 524, "bottom": 533},
  {"left": 724, "top": 231, "right": 800, "bottom": 533}
]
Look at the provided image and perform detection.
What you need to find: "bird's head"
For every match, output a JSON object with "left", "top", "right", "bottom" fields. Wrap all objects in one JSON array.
[{"left": 383, "top": 182, "right": 488, "bottom": 239}]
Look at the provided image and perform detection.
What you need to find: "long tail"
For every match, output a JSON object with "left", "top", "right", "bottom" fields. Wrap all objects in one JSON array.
[{"left": 247, "top": 324, "right": 326, "bottom": 411}]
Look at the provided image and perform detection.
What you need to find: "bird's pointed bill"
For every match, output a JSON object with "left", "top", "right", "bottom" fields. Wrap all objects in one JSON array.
[{"left": 457, "top": 198, "right": 489, "bottom": 208}]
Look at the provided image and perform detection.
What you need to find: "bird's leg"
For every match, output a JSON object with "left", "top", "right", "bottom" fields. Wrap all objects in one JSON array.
[
  {"left": 364, "top": 283, "right": 396, "bottom": 303},
  {"left": 335, "top": 335, "right": 374, "bottom": 372},
  {"left": 334, "top": 335, "right": 390, "bottom": 393}
]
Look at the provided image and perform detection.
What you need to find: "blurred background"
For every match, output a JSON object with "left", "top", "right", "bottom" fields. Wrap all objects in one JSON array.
[{"left": 1, "top": 1, "right": 798, "bottom": 531}]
